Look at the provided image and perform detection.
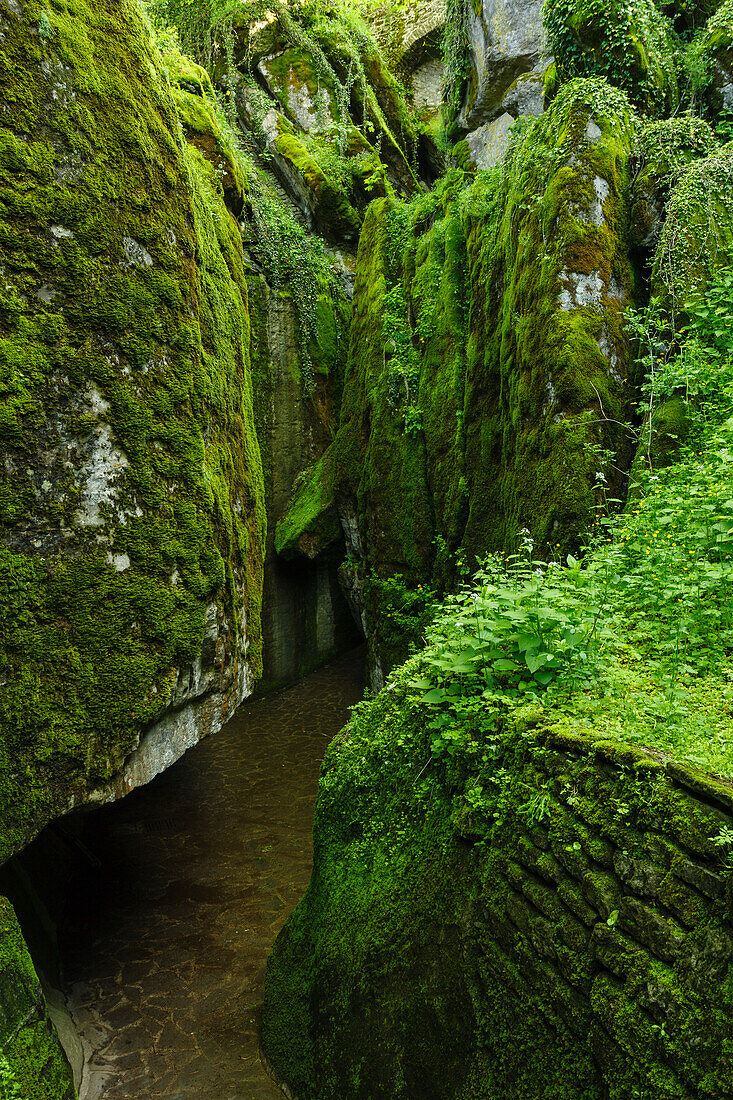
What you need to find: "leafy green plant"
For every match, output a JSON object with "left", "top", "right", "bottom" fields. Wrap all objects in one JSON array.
[
  {"left": 543, "top": 0, "right": 678, "bottom": 115},
  {"left": 409, "top": 267, "right": 733, "bottom": 778},
  {"left": 0, "top": 1057, "right": 21, "bottom": 1100},
  {"left": 411, "top": 536, "right": 614, "bottom": 766}
]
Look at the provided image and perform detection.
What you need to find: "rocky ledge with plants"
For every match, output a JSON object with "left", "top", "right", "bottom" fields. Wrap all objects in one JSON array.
[
  {"left": 262, "top": 0, "right": 733, "bottom": 1094},
  {"left": 263, "top": 266, "right": 733, "bottom": 1097}
]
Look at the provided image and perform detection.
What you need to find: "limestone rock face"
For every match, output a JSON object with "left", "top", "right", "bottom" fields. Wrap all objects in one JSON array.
[
  {"left": 0, "top": 0, "right": 265, "bottom": 858},
  {"left": 463, "top": 111, "right": 515, "bottom": 169},
  {"left": 232, "top": 3, "right": 422, "bottom": 245},
  {"left": 458, "top": 0, "right": 550, "bottom": 132}
]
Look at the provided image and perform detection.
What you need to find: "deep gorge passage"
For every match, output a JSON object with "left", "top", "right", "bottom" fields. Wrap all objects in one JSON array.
[{"left": 60, "top": 649, "right": 365, "bottom": 1099}]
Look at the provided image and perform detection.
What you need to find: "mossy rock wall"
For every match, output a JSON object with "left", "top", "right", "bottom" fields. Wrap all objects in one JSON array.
[
  {"left": 0, "top": 897, "right": 76, "bottom": 1100},
  {"left": 0, "top": 0, "right": 265, "bottom": 861},
  {"left": 454, "top": 0, "right": 550, "bottom": 135},
  {"left": 262, "top": 664, "right": 733, "bottom": 1099},
  {"left": 462, "top": 79, "right": 637, "bottom": 555},
  {"left": 232, "top": 0, "right": 422, "bottom": 245},
  {"left": 247, "top": 263, "right": 360, "bottom": 690},
  {"left": 278, "top": 79, "right": 639, "bottom": 678}
]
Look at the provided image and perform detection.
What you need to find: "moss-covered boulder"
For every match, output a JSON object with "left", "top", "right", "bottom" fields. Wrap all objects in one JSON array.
[
  {"left": 461, "top": 79, "right": 637, "bottom": 554},
  {"left": 0, "top": 898, "right": 76, "bottom": 1099},
  {"left": 262, "top": 659, "right": 733, "bottom": 1099},
  {"left": 652, "top": 145, "right": 733, "bottom": 307},
  {"left": 0, "top": 0, "right": 265, "bottom": 860},
  {"left": 231, "top": 0, "right": 421, "bottom": 238},
  {"left": 544, "top": 0, "right": 679, "bottom": 115},
  {"left": 630, "top": 116, "right": 718, "bottom": 251}
]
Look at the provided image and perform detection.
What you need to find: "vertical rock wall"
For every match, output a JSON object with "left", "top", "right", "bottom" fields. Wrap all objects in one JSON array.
[{"left": 0, "top": 0, "right": 265, "bottom": 859}]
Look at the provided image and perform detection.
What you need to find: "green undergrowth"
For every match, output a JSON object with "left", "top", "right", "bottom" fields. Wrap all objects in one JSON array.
[{"left": 413, "top": 265, "right": 733, "bottom": 783}]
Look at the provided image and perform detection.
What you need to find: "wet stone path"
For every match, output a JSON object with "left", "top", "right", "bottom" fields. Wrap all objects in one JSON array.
[{"left": 62, "top": 649, "right": 365, "bottom": 1100}]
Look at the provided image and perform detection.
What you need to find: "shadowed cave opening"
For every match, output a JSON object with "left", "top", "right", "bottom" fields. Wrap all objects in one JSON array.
[{"left": 2, "top": 647, "right": 365, "bottom": 1100}]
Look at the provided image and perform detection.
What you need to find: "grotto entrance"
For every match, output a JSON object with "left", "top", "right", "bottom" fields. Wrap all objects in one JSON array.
[{"left": 2, "top": 647, "right": 365, "bottom": 1099}]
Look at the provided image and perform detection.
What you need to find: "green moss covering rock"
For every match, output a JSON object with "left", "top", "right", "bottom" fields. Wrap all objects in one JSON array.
[
  {"left": 462, "top": 80, "right": 636, "bottom": 556},
  {"left": 263, "top": 659, "right": 733, "bottom": 1099},
  {"left": 453, "top": 0, "right": 550, "bottom": 134},
  {"left": 652, "top": 145, "right": 733, "bottom": 307},
  {"left": 0, "top": 0, "right": 265, "bottom": 860},
  {"left": 630, "top": 116, "right": 718, "bottom": 250},
  {"left": 448, "top": 79, "right": 638, "bottom": 557},
  {"left": 277, "top": 78, "right": 640, "bottom": 678},
  {"left": 274, "top": 449, "right": 341, "bottom": 560},
  {"left": 162, "top": 38, "right": 247, "bottom": 216},
  {"left": 228, "top": 0, "right": 421, "bottom": 234},
  {"left": 695, "top": 0, "right": 733, "bottom": 117},
  {"left": 273, "top": 127, "right": 364, "bottom": 244},
  {"left": 0, "top": 897, "right": 76, "bottom": 1100}
]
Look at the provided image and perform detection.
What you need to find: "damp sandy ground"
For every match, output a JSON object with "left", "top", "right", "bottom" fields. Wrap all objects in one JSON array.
[{"left": 62, "top": 649, "right": 365, "bottom": 1100}]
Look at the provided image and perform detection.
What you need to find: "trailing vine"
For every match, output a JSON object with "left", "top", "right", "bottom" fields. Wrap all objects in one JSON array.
[
  {"left": 147, "top": 0, "right": 418, "bottom": 180},
  {"left": 654, "top": 148, "right": 733, "bottom": 308},
  {"left": 543, "top": 0, "right": 679, "bottom": 115},
  {"left": 634, "top": 115, "right": 717, "bottom": 191},
  {"left": 441, "top": 0, "right": 471, "bottom": 131},
  {"left": 248, "top": 169, "right": 345, "bottom": 385}
]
